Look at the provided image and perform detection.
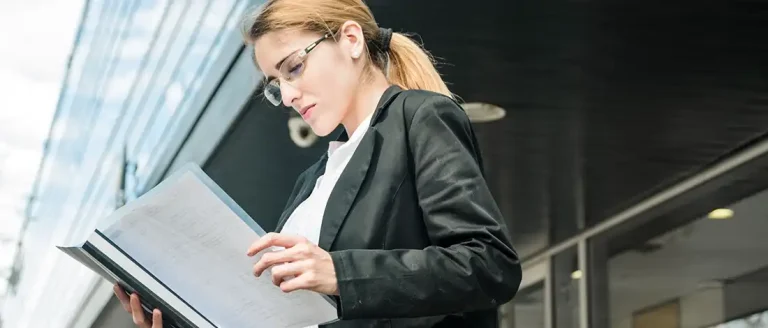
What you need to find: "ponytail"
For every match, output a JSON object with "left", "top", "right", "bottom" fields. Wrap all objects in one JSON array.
[
  {"left": 385, "top": 33, "right": 453, "bottom": 98},
  {"left": 241, "top": 0, "right": 451, "bottom": 98}
]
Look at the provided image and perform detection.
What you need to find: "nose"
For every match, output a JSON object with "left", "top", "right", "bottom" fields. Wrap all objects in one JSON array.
[{"left": 279, "top": 80, "right": 301, "bottom": 108}]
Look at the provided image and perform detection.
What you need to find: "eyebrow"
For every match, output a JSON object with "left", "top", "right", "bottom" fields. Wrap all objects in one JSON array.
[
  {"left": 262, "top": 50, "right": 298, "bottom": 81},
  {"left": 274, "top": 49, "right": 299, "bottom": 71}
]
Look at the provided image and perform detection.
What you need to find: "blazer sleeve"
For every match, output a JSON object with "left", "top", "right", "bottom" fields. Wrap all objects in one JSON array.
[{"left": 330, "top": 94, "right": 522, "bottom": 319}]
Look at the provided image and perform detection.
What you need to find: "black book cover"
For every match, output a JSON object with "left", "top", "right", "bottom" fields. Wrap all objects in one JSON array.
[{"left": 59, "top": 230, "right": 216, "bottom": 328}]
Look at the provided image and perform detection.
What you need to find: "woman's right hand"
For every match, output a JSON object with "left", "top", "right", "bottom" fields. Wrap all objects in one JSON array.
[{"left": 113, "top": 284, "right": 163, "bottom": 328}]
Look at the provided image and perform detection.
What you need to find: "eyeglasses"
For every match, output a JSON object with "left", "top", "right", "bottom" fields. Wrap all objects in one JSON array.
[{"left": 263, "top": 33, "right": 333, "bottom": 106}]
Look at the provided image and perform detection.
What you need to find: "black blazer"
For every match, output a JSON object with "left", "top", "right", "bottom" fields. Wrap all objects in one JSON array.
[{"left": 275, "top": 85, "right": 522, "bottom": 328}]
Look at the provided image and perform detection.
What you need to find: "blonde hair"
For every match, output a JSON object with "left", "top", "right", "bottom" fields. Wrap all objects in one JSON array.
[{"left": 241, "top": 0, "right": 452, "bottom": 98}]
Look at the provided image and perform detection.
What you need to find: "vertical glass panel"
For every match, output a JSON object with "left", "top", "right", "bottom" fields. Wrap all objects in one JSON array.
[
  {"left": 135, "top": 0, "right": 237, "bottom": 159},
  {"left": 501, "top": 282, "right": 546, "bottom": 328},
  {"left": 134, "top": 0, "right": 247, "bottom": 182},
  {"left": 553, "top": 246, "right": 581, "bottom": 328},
  {"left": 124, "top": 0, "right": 186, "bottom": 154}
]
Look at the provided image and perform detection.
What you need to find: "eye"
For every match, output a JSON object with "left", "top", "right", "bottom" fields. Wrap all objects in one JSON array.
[
  {"left": 288, "top": 62, "right": 304, "bottom": 75},
  {"left": 285, "top": 62, "right": 304, "bottom": 81},
  {"left": 281, "top": 56, "right": 305, "bottom": 81}
]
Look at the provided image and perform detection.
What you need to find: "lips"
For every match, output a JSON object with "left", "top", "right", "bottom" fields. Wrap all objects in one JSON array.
[{"left": 298, "top": 104, "right": 315, "bottom": 119}]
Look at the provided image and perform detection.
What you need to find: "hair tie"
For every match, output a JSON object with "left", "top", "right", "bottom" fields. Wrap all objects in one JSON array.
[{"left": 378, "top": 27, "right": 393, "bottom": 52}]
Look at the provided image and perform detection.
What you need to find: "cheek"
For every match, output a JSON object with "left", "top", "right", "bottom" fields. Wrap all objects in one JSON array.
[{"left": 306, "top": 57, "right": 354, "bottom": 114}]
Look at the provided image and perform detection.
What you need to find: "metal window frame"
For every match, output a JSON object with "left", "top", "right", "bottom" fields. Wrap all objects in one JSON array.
[{"left": 519, "top": 135, "right": 768, "bottom": 328}]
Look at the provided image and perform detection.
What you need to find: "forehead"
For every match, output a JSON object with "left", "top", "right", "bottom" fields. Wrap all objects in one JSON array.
[{"left": 253, "top": 29, "right": 321, "bottom": 77}]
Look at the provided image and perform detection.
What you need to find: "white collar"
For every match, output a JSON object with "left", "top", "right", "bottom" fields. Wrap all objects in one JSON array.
[{"left": 328, "top": 111, "right": 374, "bottom": 157}]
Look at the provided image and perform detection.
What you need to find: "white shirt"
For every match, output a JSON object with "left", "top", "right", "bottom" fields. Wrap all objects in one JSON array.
[
  {"left": 281, "top": 112, "right": 373, "bottom": 248},
  {"left": 279, "top": 114, "right": 372, "bottom": 328}
]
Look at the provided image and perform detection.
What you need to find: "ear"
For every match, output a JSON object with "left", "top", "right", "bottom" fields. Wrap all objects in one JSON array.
[{"left": 338, "top": 20, "right": 365, "bottom": 59}]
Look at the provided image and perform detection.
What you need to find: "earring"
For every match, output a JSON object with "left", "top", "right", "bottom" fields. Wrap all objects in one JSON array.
[{"left": 352, "top": 51, "right": 360, "bottom": 58}]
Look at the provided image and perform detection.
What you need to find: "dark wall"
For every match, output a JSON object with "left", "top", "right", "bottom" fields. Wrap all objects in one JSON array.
[{"left": 203, "top": 97, "right": 331, "bottom": 232}]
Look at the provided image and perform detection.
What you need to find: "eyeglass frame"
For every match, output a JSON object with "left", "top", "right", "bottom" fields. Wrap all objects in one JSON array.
[{"left": 262, "top": 32, "right": 334, "bottom": 106}]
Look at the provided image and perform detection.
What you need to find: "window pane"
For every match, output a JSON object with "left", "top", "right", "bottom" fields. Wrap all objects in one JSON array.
[
  {"left": 553, "top": 246, "right": 581, "bottom": 328},
  {"left": 501, "top": 282, "right": 545, "bottom": 328},
  {"left": 606, "top": 188, "right": 768, "bottom": 328}
]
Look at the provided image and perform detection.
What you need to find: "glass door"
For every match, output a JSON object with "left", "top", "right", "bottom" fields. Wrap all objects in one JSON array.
[{"left": 500, "top": 260, "right": 551, "bottom": 328}]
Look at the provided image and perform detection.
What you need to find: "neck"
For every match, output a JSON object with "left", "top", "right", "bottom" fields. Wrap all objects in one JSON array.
[{"left": 341, "top": 71, "right": 391, "bottom": 137}]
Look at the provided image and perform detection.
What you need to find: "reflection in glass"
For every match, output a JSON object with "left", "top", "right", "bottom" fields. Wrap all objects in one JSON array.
[
  {"left": 712, "top": 310, "right": 768, "bottom": 328},
  {"left": 553, "top": 247, "right": 580, "bottom": 328},
  {"left": 607, "top": 188, "right": 768, "bottom": 328},
  {"left": 134, "top": 0, "right": 249, "bottom": 183},
  {"left": 500, "top": 282, "right": 545, "bottom": 328}
]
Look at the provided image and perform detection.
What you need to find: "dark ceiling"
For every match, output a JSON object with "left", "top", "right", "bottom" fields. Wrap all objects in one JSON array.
[
  {"left": 368, "top": 0, "right": 768, "bottom": 256},
  {"left": 205, "top": 0, "right": 768, "bottom": 259}
]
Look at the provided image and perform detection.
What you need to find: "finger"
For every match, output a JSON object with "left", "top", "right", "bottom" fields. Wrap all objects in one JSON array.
[
  {"left": 252, "top": 244, "right": 311, "bottom": 276},
  {"left": 270, "top": 261, "right": 307, "bottom": 286},
  {"left": 113, "top": 284, "right": 131, "bottom": 312},
  {"left": 279, "top": 273, "right": 312, "bottom": 293},
  {"left": 152, "top": 309, "right": 163, "bottom": 328},
  {"left": 130, "top": 294, "right": 149, "bottom": 327},
  {"left": 246, "top": 233, "right": 305, "bottom": 256},
  {"left": 252, "top": 251, "right": 286, "bottom": 277}
]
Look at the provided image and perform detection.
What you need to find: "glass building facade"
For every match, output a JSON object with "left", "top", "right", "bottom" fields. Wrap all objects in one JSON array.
[{"left": 1, "top": 1, "right": 261, "bottom": 326}]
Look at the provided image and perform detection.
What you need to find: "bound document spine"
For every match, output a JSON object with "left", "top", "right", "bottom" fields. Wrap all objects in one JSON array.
[{"left": 83, "top": 231, "right": 217, "bottom": 328}]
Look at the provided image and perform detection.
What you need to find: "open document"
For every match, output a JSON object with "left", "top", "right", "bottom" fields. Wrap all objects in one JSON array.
[{"left": 58, "top": 163, "right": 339, "bottom": 328}]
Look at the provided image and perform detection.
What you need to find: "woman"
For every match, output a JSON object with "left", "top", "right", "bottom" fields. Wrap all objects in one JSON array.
[{"left": 115, "top": 0, "right": 522, "bottom": 326}]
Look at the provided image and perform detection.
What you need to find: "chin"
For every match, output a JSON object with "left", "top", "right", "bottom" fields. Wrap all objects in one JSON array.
[{"left": 309, "top": 122, "right": 337, "bottom": 137}]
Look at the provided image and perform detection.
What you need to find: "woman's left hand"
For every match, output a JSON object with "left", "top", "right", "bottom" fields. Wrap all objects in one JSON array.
[{"left": 247, "top": 233, "right": 339, "bottom": 295}]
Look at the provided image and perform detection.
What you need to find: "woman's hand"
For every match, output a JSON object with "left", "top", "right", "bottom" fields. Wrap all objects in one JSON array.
[
  {"left": 247, "top": 233, "right": 338, "bottom": 295},
  {"left": 113, "top": 284, "right": 163, "bottom": 328}
]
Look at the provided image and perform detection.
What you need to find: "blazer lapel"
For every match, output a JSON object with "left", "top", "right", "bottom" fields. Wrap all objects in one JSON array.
[
  {"left": 318, "top": 128, "right": 378, "bottom": 250},
  {"left": 274, "top": 157, "right": 327, "bottom": 232},
  {"left": 317, "top": 85, "right": 405, "bottom": 250}
]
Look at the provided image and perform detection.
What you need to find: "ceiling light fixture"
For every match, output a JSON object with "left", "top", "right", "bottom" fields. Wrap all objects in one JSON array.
[
  {"left": 707, "top": 208, "right": 734, "bottom": 220},
  {"left": 571, "top": 270, "right": 583, "bottom": 280},
  {"left": 461, "top": 102, "right": 506, "bottom": 123}
]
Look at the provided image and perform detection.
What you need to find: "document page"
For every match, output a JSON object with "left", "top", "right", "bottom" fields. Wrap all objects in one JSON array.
[{"left": 100, "top": 166, "right": 338, "bottom": 328}]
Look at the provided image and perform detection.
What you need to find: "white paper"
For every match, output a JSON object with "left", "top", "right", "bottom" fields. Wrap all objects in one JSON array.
[{"left": 101, "top": 168, "right": 338, "bottom": 328}]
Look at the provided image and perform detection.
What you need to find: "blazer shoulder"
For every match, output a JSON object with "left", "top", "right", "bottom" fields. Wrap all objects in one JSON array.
[
  {"left": 398, "top": 90, "right": 469, "bottom": 124},
  {"left": 389, "top": 89, "right": 465, "bottom": 122},
  {"left": 395, "top": 89, "right": 458, "bottom": 107}
]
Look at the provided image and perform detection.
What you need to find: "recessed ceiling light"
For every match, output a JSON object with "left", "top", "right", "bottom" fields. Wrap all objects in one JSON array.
[
  {"left": 707, "top": 208, "right": 734, "bottom": 220},
  {"left": 571, "top": 270, "right": 583, "bottom": 280},
  {"left": 461, "top": 102, "right": 506, "bottom": 123}
]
